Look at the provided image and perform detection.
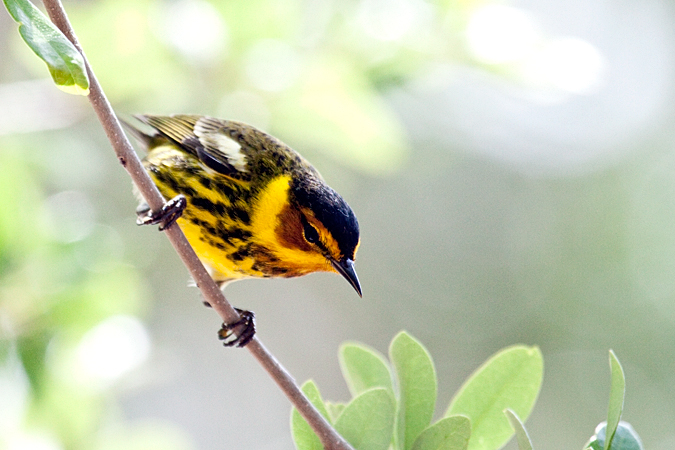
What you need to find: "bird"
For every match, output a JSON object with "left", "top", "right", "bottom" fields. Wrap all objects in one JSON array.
[{"left": 123, "top": 115, "right": 361, "bottom": 347}]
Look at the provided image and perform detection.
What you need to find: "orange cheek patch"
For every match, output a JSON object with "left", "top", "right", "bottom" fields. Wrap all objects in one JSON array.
[{"left": 275, "top": 204, "right": 312, "bottom": 252}]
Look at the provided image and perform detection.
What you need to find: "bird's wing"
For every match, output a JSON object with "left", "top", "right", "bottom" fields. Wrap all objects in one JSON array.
[{"left": 134, "top": 115, "right": 250, "bottom": 179}]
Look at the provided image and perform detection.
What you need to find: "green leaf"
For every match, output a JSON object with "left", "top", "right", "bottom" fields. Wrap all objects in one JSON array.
[
  {"left": 411, "top": 415, "right": 471, "bottom": 450},
  {"left": 4, "top": 0, "right": 89, "bottom": 95},
  {"left": 334, "top": 388, "right": 396, "bottom": 450},
  {"left": 390, "top": 331, "right": 438, "bottom": 450},
  {"left": 446, "top": 345, "right": 543, "bottom": 450},
  {"left": 585, "top": 422, "right": 643, "bottom": 450},
  {"left": 291, "top": 380, "right": 331, "bottom": 450},
  {"left": 605, "top": 350, "right": 626, "bottom": 450},
  {"left": 340, "top": 342, "right": 394, "bottom": 397},
  {"left": 504, "top": 409, "right": 533, "bottom": 450}
]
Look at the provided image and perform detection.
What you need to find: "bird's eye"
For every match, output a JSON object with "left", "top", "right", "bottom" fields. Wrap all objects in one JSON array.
[{"left": 303, "top": 221, "right": 320, "bottom": 244}]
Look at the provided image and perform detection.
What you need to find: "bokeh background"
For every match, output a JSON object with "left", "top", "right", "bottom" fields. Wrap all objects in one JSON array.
[{"left": 2, "top": 0, "right": 675, "bottom": 448}]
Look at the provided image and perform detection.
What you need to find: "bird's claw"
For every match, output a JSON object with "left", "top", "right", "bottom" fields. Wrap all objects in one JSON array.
[
  {"left": 218, "top": 308, "right": 256, "bottom": 348},
  {"left": 136, "top": 195, "right": 187, "bottom": 231}
]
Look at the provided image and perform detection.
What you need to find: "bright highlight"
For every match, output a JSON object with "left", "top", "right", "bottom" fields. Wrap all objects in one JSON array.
[
  {"left": 160, "top": 0, "right": 228, "bottom": 61},
  {"left": 466, "top": 5, "right": 539, "bottom": 64},
  {"left": 532, "top": 37, "right": 605, "bottom": 94},
  {"left": 75, "top": 315, "right": 150, "bottom": 385},
  {"left": 466, "top": 4, "right": 605, "bottom": 94}
]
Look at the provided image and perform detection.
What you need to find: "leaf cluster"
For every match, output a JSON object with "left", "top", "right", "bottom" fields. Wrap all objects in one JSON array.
[
  {"left": 292, "top": 332, "right": 542, "bottom": 450},
  {"left": 293, "top": 333, "right": 644, "bottom": 450}
]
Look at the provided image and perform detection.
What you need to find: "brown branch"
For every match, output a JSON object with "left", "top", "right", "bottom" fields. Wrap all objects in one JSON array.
[{"left": 41, "top": 1, "right": 353, "bottom": 448}]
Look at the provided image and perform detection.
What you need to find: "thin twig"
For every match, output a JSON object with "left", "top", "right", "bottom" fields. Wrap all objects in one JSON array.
[{"left": 41, "top": 1, "right": 353, "bottom": 448}]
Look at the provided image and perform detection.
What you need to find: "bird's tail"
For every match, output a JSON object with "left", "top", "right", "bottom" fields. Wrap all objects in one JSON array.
[{"left": 118, "top": 114, "right": 163, "bottom": 149}]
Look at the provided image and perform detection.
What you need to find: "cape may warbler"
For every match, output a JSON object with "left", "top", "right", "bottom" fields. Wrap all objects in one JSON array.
[{"left": 125, "top": 115, "right": 361, "bottom": 346}]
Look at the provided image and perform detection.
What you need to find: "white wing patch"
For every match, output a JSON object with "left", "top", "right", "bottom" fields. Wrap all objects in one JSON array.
[{"left": 194, "top": 119, "right": 249, "bottom": 173}]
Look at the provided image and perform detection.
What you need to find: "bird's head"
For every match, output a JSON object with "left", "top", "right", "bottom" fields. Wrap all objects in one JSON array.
[{"left": 266, "top": 175, "right": 361, "bottom": 296}]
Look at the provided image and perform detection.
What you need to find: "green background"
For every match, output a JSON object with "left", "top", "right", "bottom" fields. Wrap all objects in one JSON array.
[{"left": 1, "top": 0, "right": 674, "bottom": 449}]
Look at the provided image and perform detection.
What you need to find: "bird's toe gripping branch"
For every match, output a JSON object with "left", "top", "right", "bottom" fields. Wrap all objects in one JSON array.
[
  {"left": 136, "top": 195, "right": 187, "bottom": 231},
  {"left": 218, "top": 308, "right": 256, "bottom": 348}
]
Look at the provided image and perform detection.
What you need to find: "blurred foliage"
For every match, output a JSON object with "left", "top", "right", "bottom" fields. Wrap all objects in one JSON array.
[
  {"left": 10, "top": 0, "right": 486, "bottom": 176},
  {"left": 63, "top": 0, "right": 441, "bottom": 175},
  {"left": 0, "top": 143, "right": 157, "bottom": 449}
]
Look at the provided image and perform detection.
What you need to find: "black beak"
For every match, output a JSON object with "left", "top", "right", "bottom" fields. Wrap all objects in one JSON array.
[{"left": 331, "top": 258, "right": 362, "bottom": 297}]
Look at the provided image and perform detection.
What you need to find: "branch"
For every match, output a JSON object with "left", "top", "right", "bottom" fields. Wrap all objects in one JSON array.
[{"left": 40, "top": 1, "right": 353, "bottom": 448}]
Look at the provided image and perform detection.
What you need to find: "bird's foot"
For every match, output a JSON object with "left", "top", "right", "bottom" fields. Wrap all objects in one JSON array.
[
  {"left": 218, "top": 308, "right": 255, "bottom": 348},
  {"left": 136, "top": 195, "right": 187, "bottom": 231}
]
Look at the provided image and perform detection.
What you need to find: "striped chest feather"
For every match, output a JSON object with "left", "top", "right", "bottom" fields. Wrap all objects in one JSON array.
[{"left": 145, "top": 148, "right": 326, "bottom": 283}]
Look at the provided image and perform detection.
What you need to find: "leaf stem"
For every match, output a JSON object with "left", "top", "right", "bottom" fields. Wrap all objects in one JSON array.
[{"left": 40, "top": 0, "right": 353, "bottom": 448}]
